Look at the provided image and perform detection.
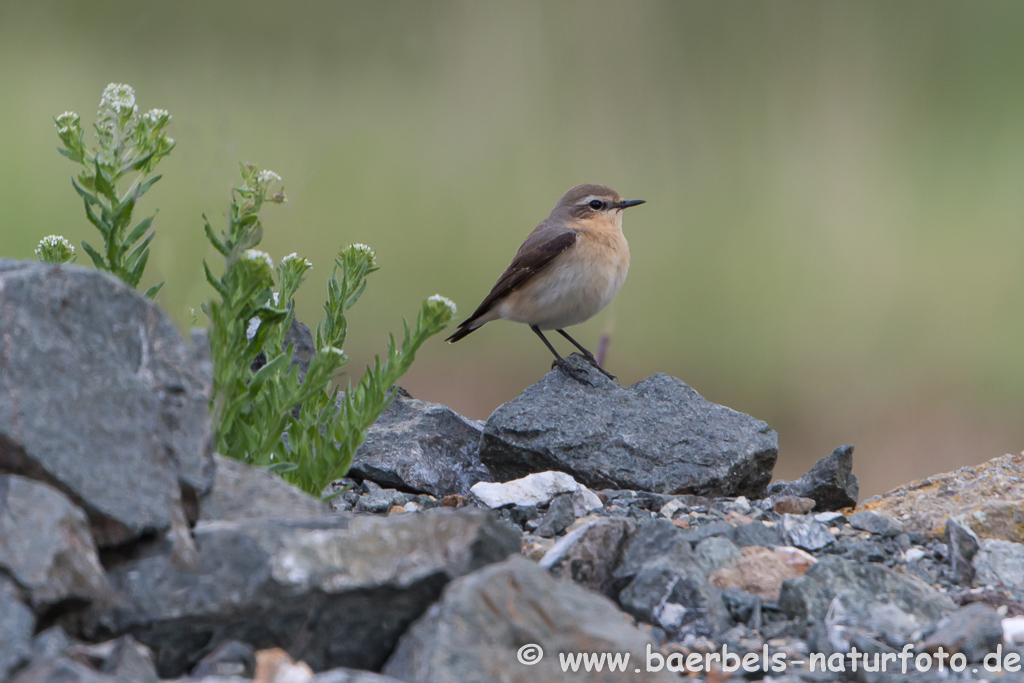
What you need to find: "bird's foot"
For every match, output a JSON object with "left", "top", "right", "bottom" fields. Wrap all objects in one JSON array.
[
  {"left": 580, "top": 353, "right": 616, "bottom": 381},
  {"left": 551, "top": 357, "right": 593, "bottom": 386}
]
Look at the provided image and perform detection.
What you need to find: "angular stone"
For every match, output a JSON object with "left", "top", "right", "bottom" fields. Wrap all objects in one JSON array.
[
  {"left": 349, "top": 388, "right": 491, "bottom": 497},
  {"left": 848, "top": 510, "right": 903, "bottom": 537},
  {"left": 199, "top": 454, "right": 327, "bottom": 522},
  {"left": 470, "top": 471, "right": 580, "bottom": 509},
  {"left": 858, "top": 452, "right": 1024, "bottom": 540},
  {"left": 692, "top": 535, "right": 742, "bottom": 577},
  {"left": 83, "top": 509, "right": 519, "bottom": 677},
  {"left": 540, "top": 518, "right": 636, "bottom": 596},
  {"left": 534, "top": 493, "right": 576, "bottom": 538},
  {"left": 731, "top": 520, "right": 783, "bottom": 548},
  {"left": 617, "top": 559, "right": 728, "bottom": 639},
  {"left": 766, "top": 445, "right": 858, "bottom": 511},
  {"left": 0, "top": 262, "right": 213, "bottom": 547},
  {"left": 0, "top": 475, "right": 109, "bottom": 609},
  {"left": 973, "top": 538, "right": 1024, "bottom": 588},
  {"left": 780, "top": 515, "right": 834, "bottom": 552},
  {"left": 190, "top": 639, "right": 255, "bottom": 678},
  {"left": 0, "top": 576, "right": 34, "bottom": 680},
  {"left": 480, "top": 355, "right": 777, "bottom": 497},
  {"left": 779, "top": 556, "right": 955, "bottom": 641},
  {"left": 384, "top": 556, "right": 677, "bottom": 682},
  {"left": 946, "top": 517, "right": 980, "bottom": 586},
  {"left": 613, "top": 518, "right": 694, "bottom": 584},
  {"left": 924, "top": 603, "right": 1003, "bottom": 662}
]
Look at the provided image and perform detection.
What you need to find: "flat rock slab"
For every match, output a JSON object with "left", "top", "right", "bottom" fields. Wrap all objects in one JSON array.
[
  {"left": 0, "top": 262, "right": 213, "bottom": 547},
  {"left": 348, "top": 388, "right": 491, "bottom": 498},
  {"left": 384, "top": 556, "right": 677, "bottom": 683},
  {"left": 480, "top": 355, "right": 778, "bottom": 497},
  {"left": 84, "top": 509, "right": 519, "bottom": 677},
  {"left": 858, "top": 452, "right": 1024, "bottom": 541}
]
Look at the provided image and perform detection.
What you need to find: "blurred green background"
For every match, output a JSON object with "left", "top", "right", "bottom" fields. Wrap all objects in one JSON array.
[{"left": 3, "top": 1, "right": 1023, "bottom": 497}]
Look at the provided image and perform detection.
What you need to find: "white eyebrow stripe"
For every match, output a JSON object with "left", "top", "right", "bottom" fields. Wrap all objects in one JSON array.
[{"left": 576, "top": 195, "right": 605, "bottom": 205}]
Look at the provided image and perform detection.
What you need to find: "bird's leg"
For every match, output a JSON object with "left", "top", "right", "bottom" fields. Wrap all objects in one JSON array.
[
  {"left": 556, "top": 329, "right": 616, "bottom": 381},
  {"left": 530, "top": 325, "right": 592, "bottom": 385}
]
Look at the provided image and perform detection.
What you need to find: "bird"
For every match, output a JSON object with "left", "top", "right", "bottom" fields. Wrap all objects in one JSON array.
[{"left": 446, "top": 183, "right": 645, "bottom": 384}]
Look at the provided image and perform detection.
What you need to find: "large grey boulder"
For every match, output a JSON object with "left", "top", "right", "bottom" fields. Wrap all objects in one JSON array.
[
  {"left": 84, "top": 509, "right": 519, "bottom": 677},
  {"left": 480, "top": 355, "right": 777, "bottom": 497},
  {"left": 0, "top": 261, "right": 213, "bottom": 547},
  {"left": 0, "top": 475, "right": 110, "bottom": 609},
  {"left": 199, "top": 454, "right": 328, "bottom": 522},
  {"left": 348, "top": 388, "right": 491, "bottom": 497},
  {"left": 384, "top": 556, "right": 677, "bottom": 683}
]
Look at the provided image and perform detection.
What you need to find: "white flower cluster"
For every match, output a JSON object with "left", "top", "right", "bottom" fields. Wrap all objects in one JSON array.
[
  {"left": 257, "top": 169, "right": 282, "bottom": 185},
  {"left": 281, "top": 252, "right": 313, "bottom": 269},
  {"left": 427, "top": 294, "right": 457, "bottom": 317},
  {"left": 142, "top": 108, "right": 171, "bottom": 126},
  {"left": 244, "top": 249, "right": 274, "bottom": 270},
  {"left": 349, "top": 243, "right": 376, "bottom": 265},
  {"left": 54, "top": 111, "right": 79, "bottom": 134},
  {"left": 34, "top": 235, "right": 75, "bottom": 255},
  {"left": 99, "top": 83, "right": 137, "bottom": 116}
]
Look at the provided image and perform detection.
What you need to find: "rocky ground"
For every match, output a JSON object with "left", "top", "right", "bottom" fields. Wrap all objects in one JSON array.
[{"left": 2, "top": 261, "right": 1024, "bottom": 683}]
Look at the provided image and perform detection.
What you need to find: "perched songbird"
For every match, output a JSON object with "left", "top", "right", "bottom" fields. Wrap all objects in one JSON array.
[{"left": 446, "top": 184, "right": 645, "bottom": 383}]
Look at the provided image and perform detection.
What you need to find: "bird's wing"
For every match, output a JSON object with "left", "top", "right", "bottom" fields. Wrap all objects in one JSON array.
[{"left": 461, "top": 227, "right": 578, "bottom": 325}]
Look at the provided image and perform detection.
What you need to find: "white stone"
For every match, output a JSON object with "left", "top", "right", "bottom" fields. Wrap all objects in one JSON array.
[
  {"left": 1003, "top": 615, "right": 1024, "bottom": 645},
  {"left": 904, "top": 548, "right": 926, "bottom": 563},
  {"left": 572, "top": 487, "right": 603, "bottom": 516},
  {"left": 470, "top": 471, "right": 580, "bottom": 509},
  {"left": 658, "top": 498, "right": 686, "bottom": 519},
  {"left": 813, "top": 511, "right": 844, "bottom": 524}
]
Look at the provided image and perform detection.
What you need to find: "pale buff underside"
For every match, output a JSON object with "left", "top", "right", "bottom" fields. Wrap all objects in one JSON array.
[{"left": 477, "top": 214, "right": 630, "bottom": 331}]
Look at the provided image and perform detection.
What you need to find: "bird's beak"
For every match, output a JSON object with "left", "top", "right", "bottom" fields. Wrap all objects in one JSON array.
[{"left": 616, "top": 199, "right": 646, "bottom": 210}]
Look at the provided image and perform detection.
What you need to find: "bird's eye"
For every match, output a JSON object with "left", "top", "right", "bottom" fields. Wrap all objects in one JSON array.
[{"left": 588, "top": 199, "right": 603, "bottom": 210}]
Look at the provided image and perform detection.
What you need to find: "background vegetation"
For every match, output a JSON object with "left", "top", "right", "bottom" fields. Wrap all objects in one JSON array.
[{"left": 4, "top": 1, "right": 1023, "bottom": 496}]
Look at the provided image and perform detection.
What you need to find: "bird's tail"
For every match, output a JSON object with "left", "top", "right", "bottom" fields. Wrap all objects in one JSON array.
[{"left": 445, "top": 322, "right": 477, "bottom": 343}]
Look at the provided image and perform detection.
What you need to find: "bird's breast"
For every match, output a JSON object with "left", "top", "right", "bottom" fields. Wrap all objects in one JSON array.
[{"left": 498, "top": 227, "right": 629, "bottom": 330}]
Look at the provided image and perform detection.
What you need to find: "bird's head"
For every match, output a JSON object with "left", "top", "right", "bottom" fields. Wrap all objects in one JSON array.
[{"left": 555, "top": 184, "right": 645, "bottom": 223}]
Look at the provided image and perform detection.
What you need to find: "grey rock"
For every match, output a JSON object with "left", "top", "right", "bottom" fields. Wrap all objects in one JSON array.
[
  {"left": 0, "top": 262, "right": 213, "bottom": 547},
  {"left": 8, "top": 658, "right": 114, "bottom": 683},
  {"left": 199, "top": 455, "right": 328, "bottom": 522},
  {"left": 779, "top": 555, "right": 955, "bottom": 645},
  {"left": 540, "top": 518, "right": 637, "bottom": 596},
  {"left": 84, "top": 509, "right": 519, "bottom": 677},
  {"left": 349, "top": 388, "right": 491, "bottom": 497},
  {"left": 480, "top": 355, "right": 778, "bottom": 497},
  {"left": 190, "top": 640, "right": 255, "bottom": 678},
  {"left": 946, "top": 517, "right": 980, "bottom": 586},
  {"left": 613, "top": 518, "right": 694, "bottom": 583},
  {"left": 693, "top": 535, "right": 742, "bottom": 577},
  {"left": 534, "top": 493, "right": 576, "bottom": 538},
  {"left": 312, "top": 668, "right": 409, "bottom": 683},
  {"left": 0, "top": 475, "right": 110, "bottom": 609},
  {"left": 848, "top": 510, "right": 904, "bottom": 537},
  {"left": 924, "top": 603, "right": 1003, "bottom": 662},
  {"left": 99, "top": 635, "right": 158, "bottom": 683},
  {"left": 781, "top": 514, "right": 834, "bottom": 551},
  {"left": 31, "top": 626, "right": 74, "bottom": 662},
  {"left": 354, "top": 487, "right": 409, "bottom": 513},
  {"left": 973, "top": 538, "right": 1024, "bottom": 587},
  {"left": 678, "top": 519, "right": 735, "bottom": 544},
  {"left": 384, "top": 556, "right": 676, "bottom": 682},
  {"left": 251, "top": 314, "right": 315, "bottom": 381},
  {"left": 617, "top": 558, "right": 729, "bottom": 639},
  {"left": 765, "top": 445, "right": 859, "bottom": 511},
  {"left": 0, "top": 576, "right": 34, "bottom": 680},
  {"left": 731, "top": 520, "right": 783, "bottom": 547}
]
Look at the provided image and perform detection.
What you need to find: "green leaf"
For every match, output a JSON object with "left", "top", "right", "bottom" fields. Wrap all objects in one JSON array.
[
  {"left": 136, "top": 173, "right": 163, "bottom": 197},
  {"left": 203, "top": 260, "right": 229, "bottom": 298},
  {"left": 93, "top": 160, "right": 116, "bottom": 202},
  {"left": 144, "top": 282, "right": 164, "bottom": 299},
  {"left": 125, "top": 232, "right": 155, "bottom": 273},
  {"left": 266, "top": 461, "right": 299, "bottom": 474},
  {"left": 125, "top": 216, "right": 154, "bottom": 248},
  {"left": 249, "top": 353, "right": 290, "bottom": 395},
  {"left": 70, "top": 178, "right": 101, "bottom": 206},
  {"left": 80, "top": 241, "right": 106, "bottom": 269}
]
